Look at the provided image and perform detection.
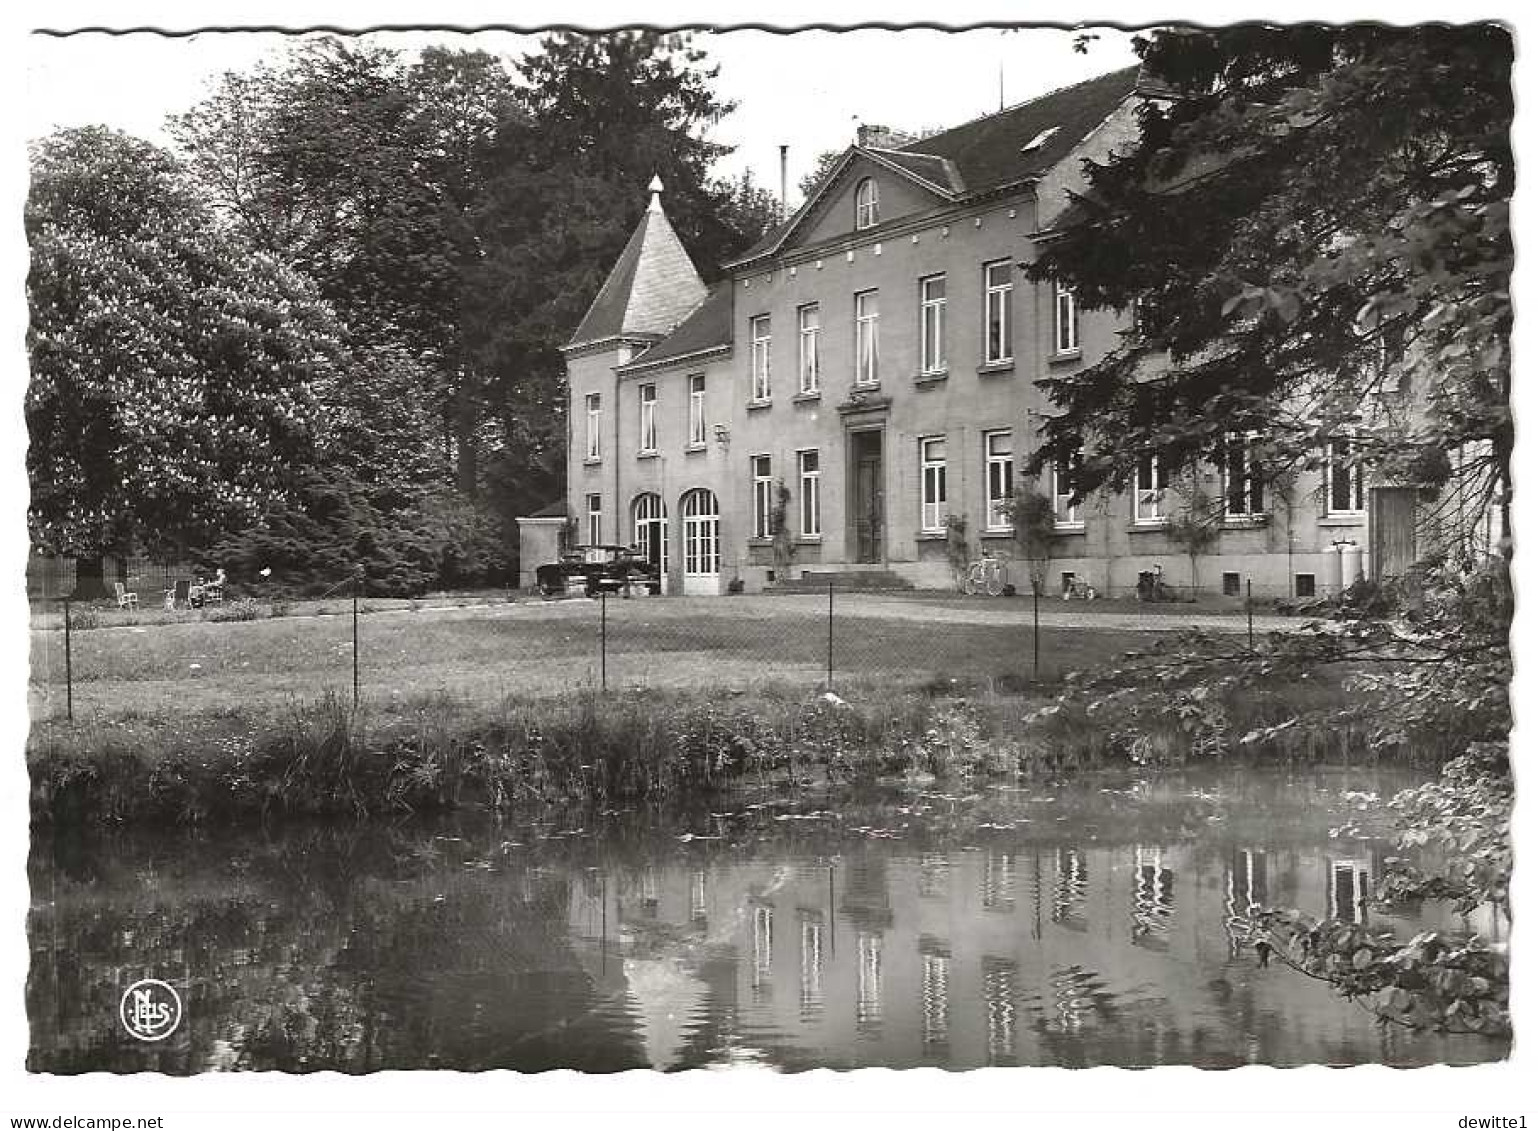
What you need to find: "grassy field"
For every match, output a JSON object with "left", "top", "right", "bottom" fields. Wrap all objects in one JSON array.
[{"left": 28, "top": 593, "right": 1164, "bottom": 724}]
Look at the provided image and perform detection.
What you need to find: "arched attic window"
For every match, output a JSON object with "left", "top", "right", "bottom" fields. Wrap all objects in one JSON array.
[{"left": 855, "top": 177, "right": 879, "bottom": 230}]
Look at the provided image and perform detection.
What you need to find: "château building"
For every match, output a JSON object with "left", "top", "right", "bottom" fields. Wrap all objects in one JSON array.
[{"left": 529, "top": 64, "right": 1449, "bottom": 599}]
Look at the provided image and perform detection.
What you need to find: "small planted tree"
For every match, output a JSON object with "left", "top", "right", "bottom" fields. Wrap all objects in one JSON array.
[
  {"left": 1166, "top": 472, "right": 1223, "bottom": 596},
  {"left": 1004, "top": 485, "right": 1056, "bottom": 595},
  {"left": 769, "top": 479, "right": 796, "bottom": 580}
]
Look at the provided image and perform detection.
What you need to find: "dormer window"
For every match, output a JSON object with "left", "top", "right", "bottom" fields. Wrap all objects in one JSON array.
[
  {"left": 855, "top": 178, "right": 879, "bottom": 230},
  {"left": 1021, "top": 126, "right": 1061, "bottom": 153}
]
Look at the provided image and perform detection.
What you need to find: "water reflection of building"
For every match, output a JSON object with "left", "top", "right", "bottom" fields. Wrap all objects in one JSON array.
[
  {"left": 691, "top": 870, "right": 708, "bottom": 932},
  {"left": 751, "top": 900, "right": 774, "bottom": 1003},
  {"left": 981, "top": 851, "right": 1016, "bottom": 912},
  {"left": 856, "top": 931, "right": 883, "bottom": 1034},
  {"left": 1131, "top": 846, "right": 1176, "bottom": 948},
  {"left": 1326, "top": 857, "right": 1372, "bottom": 923},
  {"left": 918, "top": 853, "right": 950, "bottom": 901},
  {"left": 1053, "top": 848, "right": 1088, "bottom": 932},
  {"left": 982, "top": 956, "right": 1018, "bottom": 1065},
  {"left": 919, "top": 936, "right": 950, "bottom": 1058},
  {"left": 798, "top": 910, "right": 824, "bottom": 1019},
  {"left": 1224, "top": 849, "right": 1268, "bottom": 955}
]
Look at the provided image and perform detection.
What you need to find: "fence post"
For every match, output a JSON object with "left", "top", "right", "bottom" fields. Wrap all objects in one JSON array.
[
  {"left": 62, "top": 596, "right": 73, "bottom": 722},
  {"left": 826, "top": 581, "right": 834, "bottom": 690},
  {"left": 1032, "top": 581, "right": 1040, "bottom": 679},
  {"left": 1246, "top": 578, "right": 1255, "bottom": 650},
  {"left": 352, "top": 568, "right": 360, "bottom": 708},
  {"left": 600, "top": 590, "right": 608, "bottom": 692}
]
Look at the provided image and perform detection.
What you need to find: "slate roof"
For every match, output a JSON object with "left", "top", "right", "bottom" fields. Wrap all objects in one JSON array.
[
  {"left": 568, "top": 199, "right": 708, "bottom": 348},
  {"left": 619, "top": 282, "right": 733, "bottom": 371},
  {"left": 727, "top": 65, "right": 1141, "bottom": 268}
]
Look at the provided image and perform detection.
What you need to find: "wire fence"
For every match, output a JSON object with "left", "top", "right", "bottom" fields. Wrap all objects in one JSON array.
[{"left": 27, "top": 574, "right": 1292, "bottom": 725}]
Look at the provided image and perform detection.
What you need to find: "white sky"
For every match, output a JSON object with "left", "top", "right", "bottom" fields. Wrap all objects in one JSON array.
[{"left": 22, "top": 25, "right": 1142, "bottom": 208}]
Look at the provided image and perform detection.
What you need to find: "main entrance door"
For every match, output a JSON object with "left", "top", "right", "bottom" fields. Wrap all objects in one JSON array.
[
  {"left": 632, "top": 493, "right": 668, "bottom": 594},
  {"left": 849, "top": 430, "right": 884, "bottom": 563}
]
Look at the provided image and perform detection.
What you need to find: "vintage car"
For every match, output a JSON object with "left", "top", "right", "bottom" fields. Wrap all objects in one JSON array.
[{"left": 535, "top": 544, "right": 660, "bottom": 598}]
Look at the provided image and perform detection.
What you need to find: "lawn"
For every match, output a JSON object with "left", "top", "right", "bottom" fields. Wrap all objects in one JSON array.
[{"left": 28, "top": 593, "right": 1160, "bottom": 723}]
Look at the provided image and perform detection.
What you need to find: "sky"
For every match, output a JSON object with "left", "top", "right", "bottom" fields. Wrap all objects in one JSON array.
[{"left": 21, "top": 25, "right": 1142, "bottom": 209}]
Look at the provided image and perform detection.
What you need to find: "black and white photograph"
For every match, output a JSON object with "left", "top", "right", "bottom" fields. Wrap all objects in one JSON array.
[{"left": 5, "top": 2, "right": 1531, "bottom": 1125}]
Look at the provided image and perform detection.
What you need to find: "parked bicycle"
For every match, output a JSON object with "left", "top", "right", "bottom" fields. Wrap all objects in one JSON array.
[{"left": 964, "top": 550, "right": 1010, "bottom": 596}]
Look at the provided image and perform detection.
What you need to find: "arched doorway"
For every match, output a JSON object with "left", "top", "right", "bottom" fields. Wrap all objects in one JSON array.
[
  {"left": 632, "top": 493, "right": 668, "bottom": 594},
  {"left": 680, "top": 488, "right": 721, "bottom": 596}
]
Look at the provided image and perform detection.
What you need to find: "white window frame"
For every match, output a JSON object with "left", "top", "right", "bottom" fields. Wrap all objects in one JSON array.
[
  {"left": 750, "top": 314, "right": 772, "bottom": 402},
  {"left": 1134, "top": 452, "right": 1170, "bottom": 525},
  {"left": 798, "top": 304, "right": 820, "bottom": 394},
  {"left": 1053, "top": 453, "right": 1083, "bottom": 529},
  {"left": 687, "top": 374, "right": 706, "bottom": 447},
  {"left": 584, "top": 393, "right": 602, "bottom": 461},
  {"left": 1326, "top": 439, "right": 1366, "bottom": 515},
  {"left": 752, "top": 455, "right": 774, "bottom": 539},
  {"left": 586, "top": 493, "right": 602, "bottom": 544},
  {"left": 638, "top": 382, "right": 657, "bottom": 453},
  {"left": 855, "top": 177, "right": 879, "bottom": 230},
  {"left": 799, "top": 449, "right": 821, "bottom": 537},
  {"left": 1222, "top": 433, "right": 1266, "bottom": 518},
  {"left": 920, "top": 436, "right": 947, "bottom": 533},
  {"left": 855, "top": 289, "right": 880, "bottom": 387},
  {"left": 632, "top": 492, "right": 668, "bottom": 573},
  {"left": 1055, "top": 279, "right": 1079, "bottom": 355},
  {"left": 984, "top": 260, "right": 1014, "bottom": 365},
  {"left": 920, "top": 274, "right": 947, "bottom": 375},
  {"left": 681, "top": 489, "right": 720, "bottom": 576},
  {"left": 984, "top": 430, "right": 1014, "bottom": 532}
]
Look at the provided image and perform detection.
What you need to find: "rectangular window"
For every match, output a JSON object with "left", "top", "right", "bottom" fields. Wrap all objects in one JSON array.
[
  {"left": 1055, "top": 279, "right": 1079, "bottom": 354},
  {"left": 1222, "top": 571, "right": 1241, "bottom": 597},
  {"left": 1327, "top": 439, "right": 1365, "bottom": 514},
  {"left": 585, "top": 393, "right": 602, "bottom": 461},
  {"left": 799, "top": 450, "right": 821, "bottom": 537},
  {"left": 984, "top": 261, "right": 1013, "bottom": 364},
  {"left": 586, "top": 493, "right": 602, "bottom": 545},
  {"left": 687, "top": 374, "right": 706, "bottom": 447},
  {"left": 1295, "top": 573, "right": 1317, "bottom": 598},
  {"left": 1223, "top": 434, "right": 1265, "bottom": 517},
  {"left": 1134, "top": 452, "right": 1170, "bottom": 523},
  {"left": 920, "top": 437, "right": 947, "bottom": 532},
  {"left": 751, "top": 315, "right": 772, "bottom": 401},
  {"left": 855, "top": 290, "right": 880, "bottom": 386},
  {"left": 798, "top": 304, "right": 820, "bottom": 394},
  {"left": 984, "top": 430, "right": 1014, "bottom": 531},
  {"left": 1053, "top": 452, "right": 1083, "bottom": 527},
  {"left": 752, "top": 455, "right": 774, "bottom": 539},
  {"left": 920, "top": 275, "right": 947, "bottom": 375},
  {"left": 638, "top": 383, "right": 657, "bottom": 453}
]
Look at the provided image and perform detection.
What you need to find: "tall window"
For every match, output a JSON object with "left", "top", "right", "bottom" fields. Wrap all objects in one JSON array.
[
  {"left": 1053, "top": 452, "right": 1083, "bottom": 527},
  {"left": 855, "top": 290, "right": 880, "bottom": 386},
  {"left": 1327, "top": 439, "right": 1366, "bottom": 514},
  {"left": 1055, "top": 279, "right": 1079, "bottom": 354},
  {"left": 1134, "top": 452, "right": 1170, "bottom": 524},
  {"left": 586, "top": 493, "right": 602, "bottom": 544},
  {"left": 687, "top": 374, "right": 706, "bottom": 447},
  {"left": 984, "top": 430, "right": 1014, "bottom": 531},
  {"left": 752, "top": 455, "right": 774, "bottom": 539},
  {"left": 920, "top": 275, "right": 947, "bottom": 374},
  {"left": 984, "top": 261, "right": 1013, "bottom": 364},
  {"left": 798, "top": 304, "right": 820, "bottom": 394},
  {"left": 681, "top": 489, "right": 720, "bottom": 577},
  {"left": 638, "top": 383, "right": 657, "bottom": 453},
  {"left": 751, "top": 314, "right": 772, "bottom": 401},
  {"left": 855, "top": 177, "right": 879, "bottom": 229},
  {"left": 585, "top": 393, "right": 602, "bottom": 461},
  {"left": 920, "top": 437, "right": 947, "bottom": 532},
  {"left": 1223, "top": 434, "right": 1265, "bottom": 517},
  {"left": 799, "top": 450, "right": 821, "bottom": 537}
]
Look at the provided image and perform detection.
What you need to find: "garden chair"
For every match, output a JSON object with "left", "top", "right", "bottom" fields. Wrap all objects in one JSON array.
[
  {"left": 113, "top": 581, "right": 139, "bottom": 610},
  {"left": 164, "top": 578, "right": 191, "bottom": 610}
]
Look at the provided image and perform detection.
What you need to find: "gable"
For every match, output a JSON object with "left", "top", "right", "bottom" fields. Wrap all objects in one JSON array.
[{"left": 796, "top": 155, "right": 951, "bottom": 248}]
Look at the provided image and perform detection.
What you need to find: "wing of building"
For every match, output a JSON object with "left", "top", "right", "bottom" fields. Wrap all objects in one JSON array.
[{"left": 530, "top": 64, "right": 1483, "bottom": 599}]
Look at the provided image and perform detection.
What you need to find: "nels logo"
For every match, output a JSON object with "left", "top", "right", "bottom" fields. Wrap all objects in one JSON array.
[{"left": 119, "top": 978, "right": 183, "bottom": 1042}]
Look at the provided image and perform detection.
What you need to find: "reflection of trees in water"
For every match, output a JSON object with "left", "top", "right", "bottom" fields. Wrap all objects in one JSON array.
[
  {"left": 918, "top": 936, "right": 950, "bottom": 1060},
  {"left": 982, "top": 956, "right": 1019, "bottom": 1065},
  {"left": 1052, "top": 848, "right": 1088, "bottom": 932},
  {"left": 1130, "top": 846, "right": 1175, "bottom": 949}
]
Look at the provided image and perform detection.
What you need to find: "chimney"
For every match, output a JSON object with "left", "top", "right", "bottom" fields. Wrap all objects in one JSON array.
[
  {"left": 779, "top": 144, "right": 789, "bottom": 216},
  {"left": 856, "top": 124, "right": 917, "bottom": 150}
]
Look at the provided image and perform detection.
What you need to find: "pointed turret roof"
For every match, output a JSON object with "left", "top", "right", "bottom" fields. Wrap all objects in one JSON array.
[{"left": 567, "top": 178, "right": 708, "bottom": 349}]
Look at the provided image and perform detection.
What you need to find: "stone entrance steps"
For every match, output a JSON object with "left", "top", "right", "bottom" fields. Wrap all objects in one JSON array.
[{"left": 769, "top": 568, "right": 915, "bottom": 593}]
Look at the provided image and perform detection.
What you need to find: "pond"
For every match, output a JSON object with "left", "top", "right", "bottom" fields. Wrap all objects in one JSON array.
[{"left": 28, "top": 766, "right": 1508, "bottom": 1072}]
